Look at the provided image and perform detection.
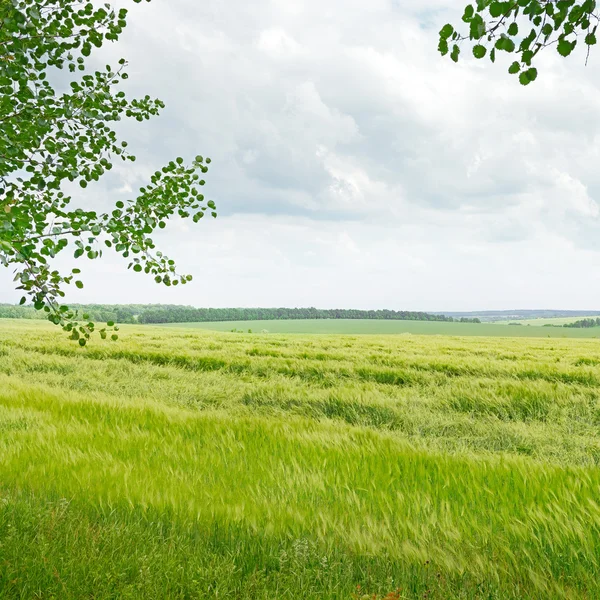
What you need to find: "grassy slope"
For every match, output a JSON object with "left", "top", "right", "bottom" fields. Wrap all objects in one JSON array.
[
  {"left": 1, "top": 320, "right": 600, "bottom": 598},
  {"left": 158, "top": 318, "right": 600, "bottom": 337}
]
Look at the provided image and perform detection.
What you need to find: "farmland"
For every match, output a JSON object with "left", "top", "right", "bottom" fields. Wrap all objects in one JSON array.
[
  {"left": 1, "top": 319, "right": 600, "bottom": 598},
  {"left": 493, "top": 316, "right": 600, "bottom": 327},
  {"left": 159, "top": 317, "right": 600, "bottom": 337}
]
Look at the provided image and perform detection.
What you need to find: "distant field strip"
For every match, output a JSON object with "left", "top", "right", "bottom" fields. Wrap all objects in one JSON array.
[
  {"left": 158, "top": 317, "right": 600, "bottom": 337},
  {"left": 494, "top": 316, "right": 600, "bottom": 326},
  {"left": 1, "top": 319, "right": 600, "bottom": 598}
]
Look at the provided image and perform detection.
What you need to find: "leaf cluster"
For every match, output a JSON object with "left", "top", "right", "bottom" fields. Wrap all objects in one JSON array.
[{"left": 439, "top": 0, "right": 599, "bottom": 84}]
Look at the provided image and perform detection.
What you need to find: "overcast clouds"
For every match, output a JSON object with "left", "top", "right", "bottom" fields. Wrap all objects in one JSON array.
[{"left": 2, "top": 0, "right": 600, "bottom": 311}]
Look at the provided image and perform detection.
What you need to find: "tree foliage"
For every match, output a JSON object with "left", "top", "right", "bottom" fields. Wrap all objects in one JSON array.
[
  {"left": 0, "top": 303, "right": 483, "bottom": 324},
  {"left": 137, "top": 306, "right": 469, "bottom": 324},
  {"left": 0, "top": 0, "right": 216, "bottom": 344},
  {"left": 439, "top": 0, "right": 599, "bottom": 84},
  {"left": 563, "top": 317, "right": 600, "bottom": 328}
]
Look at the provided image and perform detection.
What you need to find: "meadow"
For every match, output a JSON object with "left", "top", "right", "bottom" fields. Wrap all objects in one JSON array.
[
  {"left": 1, "top": 319, "right": 600, "bottom": 598},
  {"left": 159, "top": 318, "right": 600, "bottom": 337}
]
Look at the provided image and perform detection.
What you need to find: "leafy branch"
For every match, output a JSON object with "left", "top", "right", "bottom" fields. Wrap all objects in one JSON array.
[
  {"left": 0, "top": 0, "right": 217, "bottom": 344},
  {"left": 439, "top": 0, "right": 599, "bottom": 84}
]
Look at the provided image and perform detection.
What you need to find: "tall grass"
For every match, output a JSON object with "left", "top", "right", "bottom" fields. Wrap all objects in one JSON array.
[{"left": 1, "top": 320, "right": 600, "bottom": 598}]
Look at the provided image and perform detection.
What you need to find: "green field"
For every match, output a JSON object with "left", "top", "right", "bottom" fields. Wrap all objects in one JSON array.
[
  {"left": 2, "top": 319, "right": 600, "bottom": 598},
  {"left": 494, "top": 316, "right": 600, "bottom": 326},
  {"left": 159, "top": 318, "right": 600, "bottom": 337}
]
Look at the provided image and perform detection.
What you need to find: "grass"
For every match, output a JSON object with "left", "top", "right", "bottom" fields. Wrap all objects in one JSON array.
[
  {"left": 1, "top": 319, "right": 600, "bottom": 598},
  {"left": 158, "top": 318, "right": 600, "bottom": 337}
]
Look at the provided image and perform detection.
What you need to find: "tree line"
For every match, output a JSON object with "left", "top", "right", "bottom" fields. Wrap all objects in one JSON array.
[
  {"left": 540, "top": 317, "right": 600, "bottom": 329},
  {"left": 563, "top": 317, "right": 600, "bottom": 329},
  {"left": 136, "top": 307, "right": 481, "bottom": 324},
  {"left": 539, "top": 318, "right": 600, "bottom": 329},
  {"left": 0, "top": 304, "right": 158, "bottom": 324},
  {"left": 0, "top": 304, "right": 481, "bottom": 325}
]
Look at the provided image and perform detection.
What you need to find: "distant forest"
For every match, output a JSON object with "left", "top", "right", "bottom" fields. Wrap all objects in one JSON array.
[
  {"left": 441, "top": 309, "right": 600, "bottom": 322},
  {"left": 563, "top": 318, "right": 600, "bottom": 329},
  {"left": 0, "top": 304, "right": 152, "bottom": 323},
  {"left": 0, "top": 304, "right": 481, "bottom": 325}
]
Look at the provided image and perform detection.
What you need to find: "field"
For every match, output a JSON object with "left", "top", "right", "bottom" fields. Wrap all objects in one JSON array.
[
  {"left": 159, "top": 318, "right": 600, "bottom": 337},
  {"left": 2, "top": 319, "right": 600, "bottom": 599},
  {"left": 493, "top": 316, "right": 600, "bottom": 327}
]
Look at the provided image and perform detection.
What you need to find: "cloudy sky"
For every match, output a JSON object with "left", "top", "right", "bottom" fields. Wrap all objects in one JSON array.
[{"left": 2, "top": 0, "right": 600, "bottom": 311}]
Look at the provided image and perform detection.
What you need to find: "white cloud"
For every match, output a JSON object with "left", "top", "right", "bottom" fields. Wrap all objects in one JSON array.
[{"left": 257, "top": 28, "right": 303, "bottom": 59}]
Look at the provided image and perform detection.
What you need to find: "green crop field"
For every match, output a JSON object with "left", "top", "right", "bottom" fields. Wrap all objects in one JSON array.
[
  {"left": 2, "top": 319, "right": 600, "bottom": 599},
  {"left": 158, "top": 318, "right": 600, "bottom": 338}
]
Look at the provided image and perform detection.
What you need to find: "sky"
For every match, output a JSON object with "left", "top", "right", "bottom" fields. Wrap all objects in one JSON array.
[{"left": 2, "top": 0, "right": 600, "bottom": 311}]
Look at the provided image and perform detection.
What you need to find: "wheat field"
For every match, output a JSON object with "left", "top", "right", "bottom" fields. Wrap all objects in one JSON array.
[{"left": 1, "top": 319, "right": 600, "bottom": 598}]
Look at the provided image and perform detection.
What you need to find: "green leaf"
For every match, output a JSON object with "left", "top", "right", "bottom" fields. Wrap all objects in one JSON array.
[
  {"left": 75, "top": 281, "right": 84, "bottom": 289},
  {"left": 519, "top": 67, "right": 538, "bottom": 85},
  {"left": 462, "top": 5, "right": 475, "bottom": 22},
  {"left": 473, "top": 44, "right": 487, "bottom": 58},
  {"left": 507, "top": 22, "right": 518, "bottom": 36},
  {"left": 525, "top": 67, "right": 538, "bottom": 82},
  {"left": 496, "top": 35, "right": 515, "bottom": 52},
  {"left": 582, "top": 0, "right": 596, "bottom": 13},
  {"left": 508, "top": 61, "right": 520, "bottom": 74},
  {"left": 440, "top": 23, "right": 454, "bottom": 40},
  {"left": 489, "top": 2, "right": 505, "bottom": 18},
  {"left": 569, "top": 5, "right": 584, "bottom": 23},
  {"left": 557, "top": 38, "right": 576, "bottom": 57},
  {"left": 450, "top": 44, "right": 461, "bottom": 62},
  {"left": 469, "top": 14, "right": 487, "bottom": 39},
  {"left": 586, "top": 33, "right": 597, "bottom": 46},
  {"left": 522, "top": 49, "right": 534, "bottom": 65}
]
